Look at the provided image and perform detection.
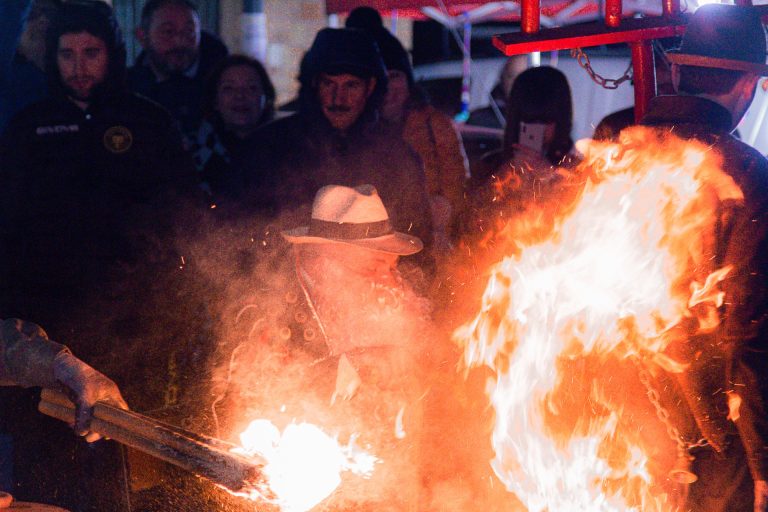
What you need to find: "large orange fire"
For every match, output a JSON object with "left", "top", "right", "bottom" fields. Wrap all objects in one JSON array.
[{"left": 454, "top": 127, "right": 743, "bottom": 511}]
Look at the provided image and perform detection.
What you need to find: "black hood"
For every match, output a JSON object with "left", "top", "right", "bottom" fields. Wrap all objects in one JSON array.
[
  {"left": 45, "top": 0, "right": 127, "bottom": 100},
  {"left": 297, "top": 28, "right": 388, "bottom": 126},
  {"left": 345, "top": 10, "right": 415, "bottom": 91}
]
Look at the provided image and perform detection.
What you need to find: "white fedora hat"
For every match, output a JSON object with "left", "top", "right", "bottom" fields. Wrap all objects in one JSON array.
[{"left": 282, "top": 184, "right": 423, "bottom": 255}]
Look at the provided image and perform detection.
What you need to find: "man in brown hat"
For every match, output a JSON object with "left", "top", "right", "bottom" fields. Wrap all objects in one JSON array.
[{"left": 639, "top": 4, "right": 768, "bottom": 511}]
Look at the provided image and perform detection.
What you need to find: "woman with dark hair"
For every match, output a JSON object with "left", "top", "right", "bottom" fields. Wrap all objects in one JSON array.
[
  {"left": 469, "top": 66, "right": 579, "bottom": 192},
  {"left": 190, "top": 54, "right": 276, "bottom": 208},
  {"left": 460, "top": 66, "right": 580, "bottom": 241},
  {"left": 503, "top": 66, "right": 575, "bottom": 169}
]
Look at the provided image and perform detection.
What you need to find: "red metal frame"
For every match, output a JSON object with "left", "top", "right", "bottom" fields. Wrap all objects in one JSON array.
[
  {"left": 494, "top": 14, "right": 685, "bottom": 120},
  {"left": 493, "top": 16, "right": 686, "bottom": 54},
  {"left": 494, "top": 0, "right": 767, "bottom": 121},
  {"left": 327, "top": 0, "right": 766, "bottom": 120}
]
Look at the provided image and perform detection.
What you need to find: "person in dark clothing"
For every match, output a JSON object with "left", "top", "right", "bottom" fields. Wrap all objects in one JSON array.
[
  {"left": 0, "top": 0, "right": 60, "bottom": 134},
  {"left": 472, "top": 65, "right": 577, "bottom": 191},
  {"left": 243, "top": 28, "right": 433, "bottom": 252},
  {"left": 128, "top": 0, "right": 228, "bottom": 139},
  {"left": 592, "top": 106, "right": 635, "bottom": 142},
  {"left": 1, "top": 0, "right": 196, "bottom": 328},
  {"left": 637, "top": 5, "right": 768, "bottom": 510},
  {"left": 0, "top": 2, "right": 200, "bottom": 509},
  {"left": 593, "top": 41, "right": 677, "bottom": 141},
  {"left": 190, "top": 54, "right": 276, "bottom": 212}
]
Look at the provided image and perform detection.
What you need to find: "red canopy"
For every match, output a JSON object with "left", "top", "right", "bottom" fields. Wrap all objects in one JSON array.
[
  {"left": 325, "top": 1, "right": 502, "bottom": 17},
  {"left": 325, "top": 0, "right": 658, "bottom": 25}
]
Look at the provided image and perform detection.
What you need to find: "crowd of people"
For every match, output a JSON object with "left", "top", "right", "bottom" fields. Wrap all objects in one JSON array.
[{"left": 0, "top": 0, "right": 768, "bottom": 511}]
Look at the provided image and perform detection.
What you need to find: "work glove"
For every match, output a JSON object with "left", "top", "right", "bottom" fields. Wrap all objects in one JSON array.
[{"left": 53, "top": 351, "right": 128, "bottom": 442}]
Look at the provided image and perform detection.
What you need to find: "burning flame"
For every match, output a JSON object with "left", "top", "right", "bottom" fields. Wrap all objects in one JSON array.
[
  {"left": 454, "top": 127, "right": 743, "bottom": 511},
  {"left": 231, "top": 419, "right": 377, "bottom": 511}
]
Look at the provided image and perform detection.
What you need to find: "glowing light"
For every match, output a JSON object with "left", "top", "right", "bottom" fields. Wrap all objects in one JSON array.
[
  {"left": 231, "top": 420, "right": 377, "bottom": 511},
  {"left": 454, "top": 127, "right": 742, "bottom": 511}
]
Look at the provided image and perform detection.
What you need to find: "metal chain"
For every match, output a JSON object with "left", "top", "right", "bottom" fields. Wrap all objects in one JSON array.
[
  {"left": 631, "top": 355, "right": 693, "bottom": 456},
  {"left": 570, "top": 47, "right": 633, "bottom": 90}
]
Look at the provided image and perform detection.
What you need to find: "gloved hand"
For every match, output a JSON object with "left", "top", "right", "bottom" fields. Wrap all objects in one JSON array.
[
  {"left": 53, "top": 351, "right": 128, "bottom": 442},
  {"left": 755, "top": 480, "right": 768, "bottom": 512}
]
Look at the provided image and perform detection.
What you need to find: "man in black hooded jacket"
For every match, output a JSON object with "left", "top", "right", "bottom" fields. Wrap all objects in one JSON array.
[
  {"left": 0, "top": 2, "right": 199, "bottom": 509},
  {"left": 0, "top": 0, "right": 196, "bottom": 343}
]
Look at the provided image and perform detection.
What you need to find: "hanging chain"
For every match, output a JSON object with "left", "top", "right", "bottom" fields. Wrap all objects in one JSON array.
[
  {"left": 631, "top": 355, "right": 706, "bottom": 456},
  {"left": 570, "top": 47, "right": 633, "bottom": 90}
]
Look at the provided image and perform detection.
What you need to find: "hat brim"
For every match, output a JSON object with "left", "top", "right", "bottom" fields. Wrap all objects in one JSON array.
[
  {"left": 282, "top": 226, "right": 423, "bottom": 255},
  {"left": 667, "top": 52, "right": 768, "bottom": 75}
]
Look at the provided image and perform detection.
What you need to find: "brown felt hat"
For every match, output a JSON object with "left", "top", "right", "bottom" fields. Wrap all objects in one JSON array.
[{"left": 667, "top": 4, "right": 768, "bottom": 75}]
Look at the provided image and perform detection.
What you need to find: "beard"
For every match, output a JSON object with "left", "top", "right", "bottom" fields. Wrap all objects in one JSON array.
[
  {"left": 148, "top": 46, "right": 198, "bottom": 76},
  {"left": 61, "top": 75, "right": 104, "bottom": 103}
]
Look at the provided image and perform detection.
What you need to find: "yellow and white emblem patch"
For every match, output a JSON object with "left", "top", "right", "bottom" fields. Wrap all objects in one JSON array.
[{"left": 103, "top": 125, "right": 133, "bottom": 154}]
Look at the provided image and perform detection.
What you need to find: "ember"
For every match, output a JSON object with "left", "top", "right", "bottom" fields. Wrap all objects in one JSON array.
[{"left": 454, "top": 127, "right": 743, "bottom": 511}]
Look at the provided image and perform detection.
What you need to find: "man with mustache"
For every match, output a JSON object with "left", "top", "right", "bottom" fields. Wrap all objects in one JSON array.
[
  {"left": 0, "top": 2, "right": 199, "bottom": 509},
  {"left": 240, "top": 28, "right": 433, "bottom": 259},
  {"left": 128, "top": 0, "right": 228, "bottom": 139}
]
